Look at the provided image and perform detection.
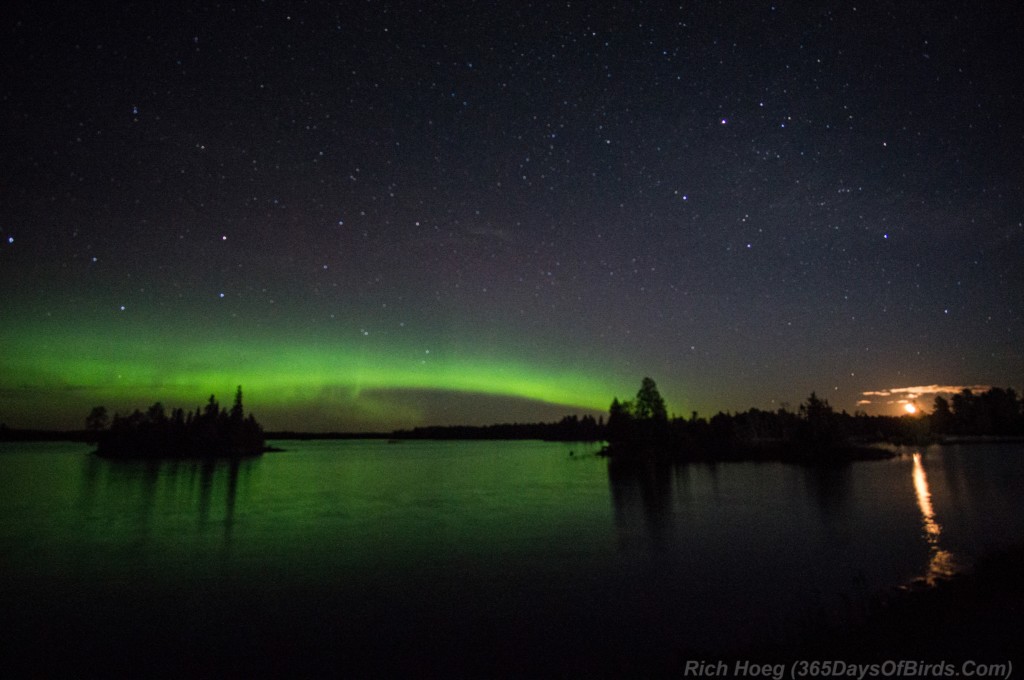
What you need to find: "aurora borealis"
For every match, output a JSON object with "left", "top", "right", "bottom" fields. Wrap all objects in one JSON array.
[
  {"left": 2, "top": 309, "right": 618, "bottom": 429},
  {"left": 2, "top": 2, "right": 1022, "bottom": 431}
]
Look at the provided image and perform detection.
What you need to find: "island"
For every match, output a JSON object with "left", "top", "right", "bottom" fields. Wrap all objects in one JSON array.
[{"left": 87, "top": 386, "right": 267, "bottom": 459}]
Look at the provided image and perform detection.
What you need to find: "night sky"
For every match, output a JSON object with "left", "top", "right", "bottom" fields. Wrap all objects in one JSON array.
[{"left": 2, "top": 2, "right": 1022, "bottom": 431}]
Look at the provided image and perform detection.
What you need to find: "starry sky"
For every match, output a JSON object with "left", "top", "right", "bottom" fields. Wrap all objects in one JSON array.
[{"left": 2, "top": 1, "right": 1022, "bottom": 431}]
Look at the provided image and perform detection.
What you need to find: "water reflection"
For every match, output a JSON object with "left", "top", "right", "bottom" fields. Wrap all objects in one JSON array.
[
  {"left": 801, "top": 463, "right": 852, "bottom": 516},
  {"left": 607, "top": 457, "right": 678, "bottom": 546},
  {"left": 195, "top": 458, "right": 245, "bottom": 542},
  {"left": 911, "top": 452, "right": 959, "bottom": 584},
  {"left": 80, "top": 456, "right": 254, "bottom": 545}
]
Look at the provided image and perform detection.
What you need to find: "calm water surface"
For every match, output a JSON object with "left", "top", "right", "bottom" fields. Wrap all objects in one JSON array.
[{"left": 2, "top": 439, "right": 1023, "bottom": 675}]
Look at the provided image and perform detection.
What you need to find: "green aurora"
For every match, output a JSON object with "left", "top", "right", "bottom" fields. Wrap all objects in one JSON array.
[{"left": 1, "top": 315, "right": 620, "bottom": 431}]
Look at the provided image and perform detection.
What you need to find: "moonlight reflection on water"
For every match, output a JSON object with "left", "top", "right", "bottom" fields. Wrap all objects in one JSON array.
[{"left": 911, "top": 452, "right": 961, "bottom": 585}]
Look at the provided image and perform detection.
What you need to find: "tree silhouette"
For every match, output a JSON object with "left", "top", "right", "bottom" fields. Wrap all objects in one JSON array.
[
  {"left": 230, "top": 385, "right": 245, "bottom": 423},
  {"left": 606, "top": 397, "right": 633, "bottom": 443},
  {"left": 605, "top": 378, "right": 672, "bottom": 452},
  {"left": 601, "top": 380, "right": 906, "bottom": 462},
  {"left": 634, "top": 377, "right": 668, "bottom": 422},
  {"left": 930, "top": 396, "right": 953, "bottom": 434},
  {"left": 948, "top": 387, "right": 1024, "bottom": 436},
  {"left": 147, "top": 402, "right": 166, "bottom": 424},
  {"left": 92, "top": 387, "right": 265, "bottom": 458},
  {"left": 797, "top": 391, "right": 841, "bottom": 451},
  {"left": 85, "top": 406, "right": 109, "bottom": 441}
]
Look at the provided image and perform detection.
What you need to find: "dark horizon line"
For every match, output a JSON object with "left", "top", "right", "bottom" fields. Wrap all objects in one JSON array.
[{"left": 1, "top": 410, "right": 925, "bottom": 444}]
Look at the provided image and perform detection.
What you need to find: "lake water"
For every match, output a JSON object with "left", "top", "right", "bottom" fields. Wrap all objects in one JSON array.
[{"left": 2, "top": 439, "right": 1023, "bottom": 675}]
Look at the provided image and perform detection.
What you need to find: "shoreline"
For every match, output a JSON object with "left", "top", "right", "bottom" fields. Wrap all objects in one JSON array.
[
  {"left": 691, "top": 543, "right": 1024, "bottom": 667},
  {"left": 797, "top": 542, "right": 1024, "bottom": 662}
]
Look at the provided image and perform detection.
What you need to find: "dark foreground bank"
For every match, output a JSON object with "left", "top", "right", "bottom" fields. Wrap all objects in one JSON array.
[
  {"left": 798, "top": 543, "right": 1024, "bottom": 662},
  {"left": 3, "top": 545, "right": 1022, "bottom": 678},
  {"left": 586, "top": 544, "right": 1024, "bottom": 676},
  {"left": 719, "top": 543, "right": 1024, "bottom": 670}
]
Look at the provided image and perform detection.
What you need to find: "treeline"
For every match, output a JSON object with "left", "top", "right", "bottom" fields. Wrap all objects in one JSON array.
[
  {"left": 604, "top": 379, "right": 1024, "bottom": 464},
  {"left": 930, "top": 388, "right": 1024, "bottom": 436},
  {"left": 393, "top": 415, "right": 604, "bottom": 442},
  {"left": 88, "top": 386, "right": 266, "bottom": 458},
  {"left": 604, "top": 378, "right": 878, "bottom": 463},
  {"left": 59, "top": 382, "right": 1022, "bottom": 459}
]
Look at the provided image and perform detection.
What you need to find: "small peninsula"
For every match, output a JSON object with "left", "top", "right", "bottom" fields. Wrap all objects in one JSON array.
[
  {"left": 88, "top": 386, "right": 267, "bottom": 459},
  {"left": 602, "top": 378, "right": 1024, "bottom": 464},
  {"left": 605, "top": 377, "right": 895, "bottom": 464}
]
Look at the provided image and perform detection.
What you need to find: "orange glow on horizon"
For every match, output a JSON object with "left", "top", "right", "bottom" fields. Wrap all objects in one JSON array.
[{"left": 904, "top": 403, "right": 918, "bottom": 414}]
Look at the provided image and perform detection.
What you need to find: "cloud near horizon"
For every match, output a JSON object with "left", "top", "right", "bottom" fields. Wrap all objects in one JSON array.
[{"left": 858, "top": 384, "right": 994, "bottom": 409}]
